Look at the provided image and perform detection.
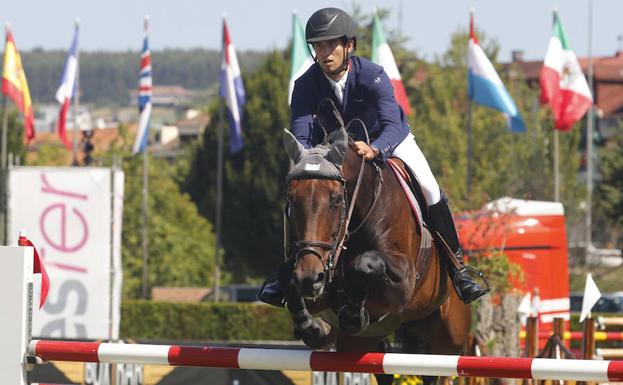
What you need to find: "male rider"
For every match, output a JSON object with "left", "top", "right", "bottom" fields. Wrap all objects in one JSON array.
[{"left": 258, "top": 7, "right": 487, "bottom": 306}]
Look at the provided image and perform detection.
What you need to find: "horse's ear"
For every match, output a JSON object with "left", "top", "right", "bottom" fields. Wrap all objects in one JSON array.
[
  {"left": 326, "top": 129, "right": 348, "bottom": 166},
  {"left": 283, "top": 129, "right": 306, "bottom": 163}
]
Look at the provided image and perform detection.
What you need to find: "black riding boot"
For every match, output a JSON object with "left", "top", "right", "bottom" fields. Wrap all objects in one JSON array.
[
  {"left": 257, "top": 259, "right": 294, "bottom": 307},
  {"left": 429, "top": 192, "right": 488, "bottom": 304}
]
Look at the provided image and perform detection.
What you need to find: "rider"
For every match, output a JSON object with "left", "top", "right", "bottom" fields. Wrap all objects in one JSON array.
[{"left": 258, "top": 7, "right": 488, "bottom": 306}]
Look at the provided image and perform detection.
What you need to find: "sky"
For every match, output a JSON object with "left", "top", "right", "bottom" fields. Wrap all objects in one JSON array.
[{"left": 3, "top": 0, "right": 623, "bottom": 62}]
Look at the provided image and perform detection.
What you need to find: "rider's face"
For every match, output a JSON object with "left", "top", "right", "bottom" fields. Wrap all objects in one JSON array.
[{"left": 312, "top": 38, "right": 353, "bottom": 76}]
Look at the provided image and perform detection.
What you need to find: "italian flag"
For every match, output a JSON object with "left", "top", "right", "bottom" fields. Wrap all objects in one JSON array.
[
  {"left": 371, "top": 14, "right": 412, "bottom": 116},
  {"left": 288, "top": 13, "right": 314, "bottom": 105},
  {"left": 540, "top": 11, "right": 592, "bottom": 131}
]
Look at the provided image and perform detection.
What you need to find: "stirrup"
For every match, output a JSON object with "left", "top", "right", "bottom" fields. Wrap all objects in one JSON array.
[{"left": 452, "top": 266, "right": 491, "bottom": 303}]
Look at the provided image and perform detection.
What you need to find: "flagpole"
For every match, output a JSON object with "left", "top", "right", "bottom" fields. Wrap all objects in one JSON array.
[
  {"left": 466, "top": 8, "right": 475, "bottom": 200},
  {"left": 213, "top": 15, "right": 225, "bottom": 303},
  {"left": 586, "top": 0, "right": 594, "bottom": 249},
  {"left": 1, "top": 24, "right": 11, "bottom": 245},
  {"left": 141, "top": 15, "right": 150, "bottom": 300},
  {"left": 71, "top": 19, "right": 80, "bottom": 166},
  {"left": 0, "top": 89, "right": 7, "bottom": 246},
  {"left": 467, "top": 100, "right": 473, "bottom": 198},
  {"left": 554, "top": 129, "right": 560, "bottom": 201},
  {"left": 214, "top": 99, "right": 224, "bottom": 303}
]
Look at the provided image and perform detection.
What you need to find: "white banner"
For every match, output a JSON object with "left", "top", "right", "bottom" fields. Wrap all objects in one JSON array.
[{"left": 8, "top": 167, "right": 118, "bottom": 340}]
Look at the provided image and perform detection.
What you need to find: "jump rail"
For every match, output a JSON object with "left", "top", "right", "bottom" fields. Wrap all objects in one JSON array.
[
  {"left": 520, "top": 331, "right": 623, "bottom": 342},
  {"left": 29, "top": 340, "right": 623, "bottom": 382}
]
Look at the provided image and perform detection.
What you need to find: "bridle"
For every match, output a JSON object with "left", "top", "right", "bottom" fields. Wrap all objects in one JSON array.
[{"left": 290, "top": 121, "right": 383, "bottom": 284}]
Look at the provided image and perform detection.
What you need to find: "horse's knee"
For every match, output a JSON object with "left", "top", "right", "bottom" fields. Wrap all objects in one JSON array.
[{"left": 352, "top": 250, "right": 387, "bottom": 277}]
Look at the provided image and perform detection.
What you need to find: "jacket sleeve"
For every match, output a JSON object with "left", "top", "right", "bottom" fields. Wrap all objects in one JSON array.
[
  {"left": 290, "top": 78, "right": 315, "bottom": 149},
  {"left": 368, "top": 68, "right": 409, "bottom": 161}
]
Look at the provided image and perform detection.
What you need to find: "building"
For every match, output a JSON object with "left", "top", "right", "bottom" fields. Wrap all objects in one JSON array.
[{"left": 508, "top": 50, "right": 623, "bottom": 139}]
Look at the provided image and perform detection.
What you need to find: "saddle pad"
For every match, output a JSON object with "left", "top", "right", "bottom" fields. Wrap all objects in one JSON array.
[
  {"left": 387, "top": 158, "right": 424, "bottom": 235},
  {"left": 387, "top": 158, "right": 433, "bottom": 291}
]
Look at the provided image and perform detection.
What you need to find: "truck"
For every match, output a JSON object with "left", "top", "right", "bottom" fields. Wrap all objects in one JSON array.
[{"left": 457, "top": 197, "right": 571, "bottom": 328}]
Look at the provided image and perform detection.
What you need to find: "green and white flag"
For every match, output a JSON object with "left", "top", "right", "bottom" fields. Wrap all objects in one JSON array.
[
  {"left": 288, "top": 12, "right": 314, "bottom": 105},
  {"left": 371, "top": 13, "right": 411, "bottom": 115}
]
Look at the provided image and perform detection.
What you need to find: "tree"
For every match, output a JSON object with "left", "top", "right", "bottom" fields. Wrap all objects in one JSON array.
[
  {"left": 120, "top": 153, "right": 220, "bottom": 298},
  {"left": 0, "top": 108, "right": 27, "bottom": 165},
  {"left": 185, "top": 51, "right": 291, "bottom": 280},
  {"left": 411, "top": 28, "right": 583, "bottom": 214},
  {"left": 594, "top": 131, "right": 623, "bottom": 246}
]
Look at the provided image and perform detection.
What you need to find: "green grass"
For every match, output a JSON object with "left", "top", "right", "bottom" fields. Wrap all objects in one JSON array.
[{"left": 569, "top": 264, "right": 623, "bottom": 293}]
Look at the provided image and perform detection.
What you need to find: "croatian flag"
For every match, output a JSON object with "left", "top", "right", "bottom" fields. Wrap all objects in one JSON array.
[
  {"left": 55, "top": 25, "right": 79, "bottom": 149},
  {"left": 220, "top": 17, "right": 246, "bottom": 153},
  {"left": 467, "top": 11, "right": 525, "bottom": 132},
  {"left": 132, "top": 18, "right": 152, "bottom": 155}
]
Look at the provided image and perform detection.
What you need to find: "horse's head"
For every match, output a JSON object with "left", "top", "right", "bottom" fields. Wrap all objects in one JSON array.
[{"left": 283, "top": 129, "right": 349, "bottom": 299}]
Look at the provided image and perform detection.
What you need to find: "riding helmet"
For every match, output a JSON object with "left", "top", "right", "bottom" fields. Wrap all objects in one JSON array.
[{"left": 305, "top": 7, "right": 357, "bottom": 47}]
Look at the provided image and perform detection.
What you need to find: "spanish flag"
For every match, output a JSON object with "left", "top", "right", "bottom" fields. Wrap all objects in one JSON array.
[{"left": 2, "top": 27, "right": 35, "bottom": 142}]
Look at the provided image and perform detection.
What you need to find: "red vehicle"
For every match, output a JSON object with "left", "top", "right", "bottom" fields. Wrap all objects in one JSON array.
[{"left": 457, "top": 197, "right": 570, "bottom": 330}]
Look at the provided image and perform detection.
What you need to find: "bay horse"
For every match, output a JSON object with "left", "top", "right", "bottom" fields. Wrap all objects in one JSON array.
[{"left": 282, "top": 127, "right": 471, "bottom": 385}]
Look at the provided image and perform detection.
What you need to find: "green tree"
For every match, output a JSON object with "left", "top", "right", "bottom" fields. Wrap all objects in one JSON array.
[
  {"left": 594, "top": 130, "right": 623, "bottom": 247},
  {"left": 22, "top": 49, "right": 268, "bottom": 105},
  {"left": 120, "top": 153, "right": 220, "bottom": 298},
  {"left": 0, "top": 108, "right": 27, "bottom": 165},
  {"left": 411, "top": 28, "right": 583, "bottom": 214},
  {"left": 185, "top": 51, "right": 291, "bottom": 280}
]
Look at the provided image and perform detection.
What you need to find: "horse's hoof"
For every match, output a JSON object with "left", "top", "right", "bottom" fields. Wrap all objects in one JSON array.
[
  {"left": 338, "top": 304, "right": 370, "bottom": 335},
  {"left": 294, "top": 320, "right": 334, "bottom": 349}
]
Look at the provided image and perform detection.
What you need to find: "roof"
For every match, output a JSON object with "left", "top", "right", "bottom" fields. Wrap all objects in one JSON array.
[{"left": 484, "top": 197, "right": 565, "bottom": 216}]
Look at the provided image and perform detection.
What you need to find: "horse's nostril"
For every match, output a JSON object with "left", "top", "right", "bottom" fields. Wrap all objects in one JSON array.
[{"left": 316, "top": 272, "right": 325, "bottom": 283}]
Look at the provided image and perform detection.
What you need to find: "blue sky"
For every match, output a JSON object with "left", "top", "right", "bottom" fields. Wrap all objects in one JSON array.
[{"left": 4, "top": 0, "right": 623, "bottom": 61}]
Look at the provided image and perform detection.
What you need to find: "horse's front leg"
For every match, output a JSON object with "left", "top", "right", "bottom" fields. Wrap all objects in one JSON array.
[
  {"left": 338, "top": 250, "right": 388, "bottom": 334},
  {"left": 285, "top": 284, "right": 336, "bottom": 349}
]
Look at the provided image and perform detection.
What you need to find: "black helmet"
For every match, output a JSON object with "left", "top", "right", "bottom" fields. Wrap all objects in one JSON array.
[{"left": 305, "top": 7, "right": 356, "bottom": 46}]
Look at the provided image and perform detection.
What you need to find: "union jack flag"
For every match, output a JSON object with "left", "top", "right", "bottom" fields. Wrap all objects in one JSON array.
[{"left": 133, "top": 17, "right": 152, "bottom": 154}]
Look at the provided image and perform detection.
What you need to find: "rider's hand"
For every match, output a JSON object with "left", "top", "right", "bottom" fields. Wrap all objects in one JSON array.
[{"left": 351, "top": 141, "right": 379, "bottom": 161}]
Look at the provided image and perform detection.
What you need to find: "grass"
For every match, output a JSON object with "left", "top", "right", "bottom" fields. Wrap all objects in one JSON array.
[{"left": 569, "top": 264, "right": 623, "bottom": 293}]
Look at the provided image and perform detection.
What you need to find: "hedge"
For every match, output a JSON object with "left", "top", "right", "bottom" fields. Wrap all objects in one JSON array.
[{"left": 120, "top": 300, "right": 295, "bottom": 341}]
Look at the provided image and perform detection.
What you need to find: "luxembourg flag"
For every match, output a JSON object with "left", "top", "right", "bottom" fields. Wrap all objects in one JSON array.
[
  {"left": 132, "top": 17, "right": 152, "bottom": 155},
  {"left": 540, "top": 10, "right": 592, "bottom": 131},
  {"left": 288, "top": 12, "right": 314, "bottom": 105},
  {"left": 55, "top": 24, "right": 79, "bottom": 149},
  {"left": 467, "top": 11, "right": 525, "bottom": 132},
  {"left": 220, "top": 17, "right": 245, "bottom": 154},
  {"left": 371, "top": 13, "right": 412, "bottom": 116}
]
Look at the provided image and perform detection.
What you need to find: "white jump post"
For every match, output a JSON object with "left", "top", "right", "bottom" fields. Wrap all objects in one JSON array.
[{"left": 0, "top": 246, "right": 33, "bottom": 385}]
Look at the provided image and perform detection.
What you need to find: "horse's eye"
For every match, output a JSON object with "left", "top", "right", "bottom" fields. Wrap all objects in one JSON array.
[{"left": 329, "top": 193, "right": 343, "bottom": 208}]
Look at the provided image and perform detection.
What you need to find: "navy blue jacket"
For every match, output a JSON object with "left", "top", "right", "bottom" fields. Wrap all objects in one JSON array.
[{"left": 290, "top": 56, "right": 410, "bottom": 161}]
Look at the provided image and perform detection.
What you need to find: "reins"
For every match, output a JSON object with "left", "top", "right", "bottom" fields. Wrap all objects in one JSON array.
[{"left": 290, "top": 119, "right": 384, "bottom": 284}]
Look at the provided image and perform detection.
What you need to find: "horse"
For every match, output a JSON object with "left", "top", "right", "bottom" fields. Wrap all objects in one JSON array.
[{"left": 281, "top": 127, "right": 472, "bottom": 385}]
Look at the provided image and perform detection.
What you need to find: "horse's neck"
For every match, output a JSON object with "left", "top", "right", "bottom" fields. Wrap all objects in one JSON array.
[{"left": 344, "top": 153, "right": 422, "bottom": 252}]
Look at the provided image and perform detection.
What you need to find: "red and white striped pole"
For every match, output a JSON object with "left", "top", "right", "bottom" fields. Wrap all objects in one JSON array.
[{"left": 29, "top": 340, "right": 623, "bottom": 382}]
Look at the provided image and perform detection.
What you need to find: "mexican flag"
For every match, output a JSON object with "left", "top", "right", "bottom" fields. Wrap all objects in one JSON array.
[
  {"left": 540, "top": 11, "right": 592, "bottom": 131},
  {"left": 371, "top": 14, "right": 412, "bottom": 116},
  {"left": 288, "top": 13, "right": 313, "bottom": 105}
]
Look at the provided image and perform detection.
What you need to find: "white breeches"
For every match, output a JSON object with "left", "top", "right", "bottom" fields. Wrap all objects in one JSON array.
[{"left": 391, "top": 133, "right": 441, "bottom": 205}]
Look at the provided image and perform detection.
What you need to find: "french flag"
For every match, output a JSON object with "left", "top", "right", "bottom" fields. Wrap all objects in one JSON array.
[
  {"left": 467, "top": 11, "right": 525, "bottom": 133},
  {"left": 132, "top": 18, "right": 152, "bottom": 155},
  {"left": 55, "top": 25, "right": 79, "bottom": 149},
  {"left": 220, "top": 17, "right": 246, "bottom": 153}
]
